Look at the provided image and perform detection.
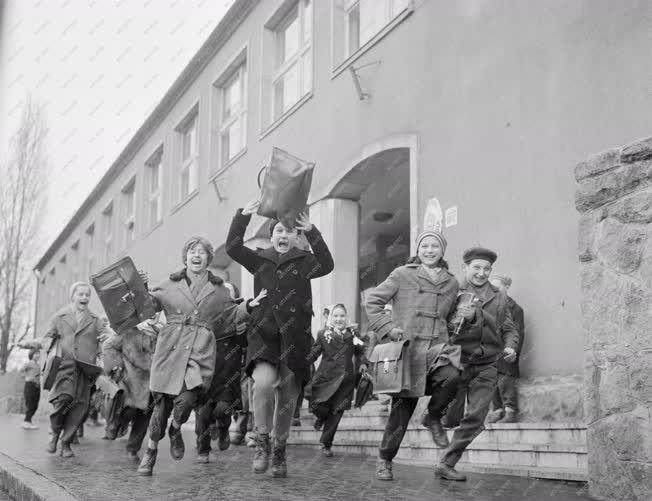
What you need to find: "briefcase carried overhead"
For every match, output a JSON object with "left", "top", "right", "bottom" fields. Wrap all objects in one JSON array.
[
  {"left": 257, "top": 147, "right": 315, "bottom": 229},
  {"left": 367, "top": 339, "right": 412, "bottom": 395},
  {"left": 41, "top": 337, "right": 62, "bottom": 391},
  {"left": 91, "top": 256, "right": 156, "bottom": 333}
]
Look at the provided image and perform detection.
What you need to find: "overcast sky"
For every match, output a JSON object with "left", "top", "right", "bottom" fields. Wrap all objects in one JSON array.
[{"left": 1, "top": 0, "right": 234, "bottom": 261}]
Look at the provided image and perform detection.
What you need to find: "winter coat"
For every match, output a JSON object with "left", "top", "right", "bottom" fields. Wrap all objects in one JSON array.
[
  {"left": 42, "top": 306, "right": 105, "bottom": 404},
  {"left": 365, "top": 264, "right": 460, "bottom": 398},
  {"left": 102, "top": 325, "right": 156, "bottom": 410},
  {"left": 226, "top": 209, "right": 334, "bottom": 383},
  {"left": 148, "top": 269, "right": 248, "bottom": 396},
  {"left": 454, "top": 281, "right": 520, "bottom": 366},
  {"left": 497, "top": 296, "right": 524, "bottom": 376},
  {"left": 308, "top": 327, "right": 365, "bottom": 411}
]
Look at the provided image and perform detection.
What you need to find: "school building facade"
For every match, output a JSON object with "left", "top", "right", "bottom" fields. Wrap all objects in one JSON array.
[{"left": 33, "top": 0, "right": 652, "bottom": 421}]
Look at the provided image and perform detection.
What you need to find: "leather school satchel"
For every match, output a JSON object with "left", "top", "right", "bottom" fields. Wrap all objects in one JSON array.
[
  {"left": 91, "top": 257, "right": 155, "bottom": 333},
  {"left": 257, "top": 147, "right": 315, "bottom": 229},
  {"left": 41, "top": 336, "right": 62, "bottom": 391},
  {"left": 367, "top": 339, "right": 412, "bottom": 394}
]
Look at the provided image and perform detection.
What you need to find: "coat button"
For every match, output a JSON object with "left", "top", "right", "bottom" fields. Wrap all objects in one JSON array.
[
  {"left": 193, "top": 310, "right": 198, "bottom": 315},
  {"left": 292, "top": 269, "right": 298, "bottom": 275},
  {"left": 172, "top": 345, "right": 176, "bottom": 350},
  {"left": 273, "top": 305, "right": 279, "bottom": 310},
  {"left": 276, "top": 271, "right": 282, "bottom": 277},
  {"left": 177, "top": 309, "right": 181, "bottom": 314},
  {"left": 290, "top": 306, "right": 296, "bottom": 313}
]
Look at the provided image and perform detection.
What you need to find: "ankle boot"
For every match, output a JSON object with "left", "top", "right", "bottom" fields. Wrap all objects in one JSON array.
[
  {"left": 270, "top": 441, "right": 287, "bottom": 478},
  {"left": 60, "top": 442, "right": 74, "bottom": 458},
  {"left": 137, "top": 448, "right": 158, "bottom": 476},
  {"left": 486, "top": 408, "right": 505, "bottom": 424},
  {"left": 499, "top": 408, "right": 518, "bottom": 423},
  {"left": 252, "top": 433, "right": 271, "bottom": 473},
  {"left": 434, "top": 462, "right": 467, "bottom": 481},
  {"left": 168, "top": 424, "right": 185, "bottom": 460},
  {"left": 46, "top": 431, "right": 60, "bottom": 454},
  {"left": 376, "top": 459, "right": 393, "bottom": 481},
  {"left": 217, "top": 425, "right": 230, "bottom": 451}
]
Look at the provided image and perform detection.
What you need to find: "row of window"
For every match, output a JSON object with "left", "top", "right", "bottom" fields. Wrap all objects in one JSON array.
[{"left": 39, "top": 0, "right": 412, "bottom": 318}]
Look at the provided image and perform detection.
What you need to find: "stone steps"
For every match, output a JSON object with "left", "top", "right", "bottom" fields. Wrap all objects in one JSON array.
[{"left": 287, "top": 409, "right": 587, "bottom": 482}]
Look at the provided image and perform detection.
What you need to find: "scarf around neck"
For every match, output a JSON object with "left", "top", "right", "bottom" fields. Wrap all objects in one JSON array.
[{"left": 187, "top": 270, "right": 209, "bottom": 299}]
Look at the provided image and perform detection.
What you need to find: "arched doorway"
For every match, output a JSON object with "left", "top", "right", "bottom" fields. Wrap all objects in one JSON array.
[{"left": 310, "top": 146, "right": 412, "bottom": 332}]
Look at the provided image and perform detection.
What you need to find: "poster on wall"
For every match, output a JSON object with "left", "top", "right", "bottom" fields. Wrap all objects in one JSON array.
[{"left": 423, "top": 198, "right": 443, "bottom": 233}]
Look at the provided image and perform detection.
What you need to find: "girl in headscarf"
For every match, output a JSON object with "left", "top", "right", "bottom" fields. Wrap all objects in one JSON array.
[
  {"left": 365, "top": 231, "right": 464, "bottom": 481},
  {"left": 307, "top": 303, "right": 367, "bottom": 457}
]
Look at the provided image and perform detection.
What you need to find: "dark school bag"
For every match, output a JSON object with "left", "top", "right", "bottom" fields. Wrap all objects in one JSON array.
[
  {"left": 90, "top": 257, "right": 155, "bottom": 332},
  {"left": 257, "top": 147, "right": 315, "bottom": 229}
]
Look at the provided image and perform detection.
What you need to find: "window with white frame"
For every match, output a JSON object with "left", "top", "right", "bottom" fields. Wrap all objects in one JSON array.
[
  {"left": 103, "top": 202, "right": 114, "bottom": 265},
  {"left": 219, "top": 64, "right": 247, "bottom": 166},
  {"left": 333, "top": 0, "right": 412, "bottom": 66},
  {"left": 271, "top": 0, "right": 312, "bottom": 121},
  {"left": 146, "top": 149, "right": 163, "bottom": 228},
  {"left": 121, "top": 178, "right": 136, "bottom": 247},
  {"left": 176, "top": 111, "right": 199, "bottom": 202},
  {"left": 85, "top": 224, "right": 95, "bottom": 278}
]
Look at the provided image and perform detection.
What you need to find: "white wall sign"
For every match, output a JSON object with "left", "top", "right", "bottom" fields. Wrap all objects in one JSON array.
[
  {"left": 445, "top": 206, "right": 458, "bottom": 227},
  {"left": 423, "top": 198, "right": 443, "bottom": 233}
]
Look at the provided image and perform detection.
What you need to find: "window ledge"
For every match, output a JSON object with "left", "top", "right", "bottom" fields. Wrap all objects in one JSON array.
[
  {"left": 144, "top": 220, "right": 164, "bottom": 238},
  {"left": 170, "top": 189, "right": 199, "bottom": 216},
  {"left": 209, "top": 147, "right": 248, "bottom": 182},
  {"left": 331, "top": 7, "right": 414, "bottom": 80},
  {"left": 259, "top": 92, "right": 313, "bottom": 140}
]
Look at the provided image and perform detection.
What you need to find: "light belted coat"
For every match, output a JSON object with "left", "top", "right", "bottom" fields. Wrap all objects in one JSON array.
[
  {"left": 148, "top": 270, "right": 248, "bottom": 396},
  {"left": 365, "top": 263, "right": 460, "bottom": 398},
  {"left": 43, "top": 306, "right": 105, "bottom": 404}
]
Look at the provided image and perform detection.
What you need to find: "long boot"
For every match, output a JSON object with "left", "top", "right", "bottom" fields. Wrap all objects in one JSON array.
[
  {"left": 270, "top": 440, "right": 287, "bottom": 478},
  {"left": 252, "top": 433, "right": 271, "bottom": 474}
]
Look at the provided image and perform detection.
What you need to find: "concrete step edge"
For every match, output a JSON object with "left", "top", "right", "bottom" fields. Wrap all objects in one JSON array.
[{"left": 0, "top": 451, "right": 78, "bottom": 501}]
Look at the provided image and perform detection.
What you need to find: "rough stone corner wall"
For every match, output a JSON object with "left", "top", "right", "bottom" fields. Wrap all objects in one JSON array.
[{"left": 575, "top": 136, "right": 652, "bottom": 501}]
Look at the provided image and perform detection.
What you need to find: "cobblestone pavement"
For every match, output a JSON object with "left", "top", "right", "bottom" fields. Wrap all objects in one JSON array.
[{"left": 0, "top": 414, "right": 591, "bottom": 501}]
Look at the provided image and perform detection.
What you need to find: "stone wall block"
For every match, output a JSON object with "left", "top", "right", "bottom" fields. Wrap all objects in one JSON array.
[
  {"left": 580, "top": 263, "right": 623, "bottom": 344},
  {"left": 575, "top": 160, "right": 652, "bottom": 212},
  {"left": 596, "top": 217, "right": 647, "bottom": 274},
  {"left": 621, "top": 136, "right": 652, "bottom": 163},
  {"left": 575, "top": 147, "right": 621, "bottom": 181},
  {"left": 629, "top": 350, "right": 652, "bottom": 406},
  {"left": 578, "top": 211, "right": 599, "bottom": 262},
  {"left": 608, "top": 188, "right": 652, "bottom": 224}
]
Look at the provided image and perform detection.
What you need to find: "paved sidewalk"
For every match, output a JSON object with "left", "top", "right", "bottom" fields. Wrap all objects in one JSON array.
[{"left": 0, "top": 414, "right": 592, "bottom": 501}]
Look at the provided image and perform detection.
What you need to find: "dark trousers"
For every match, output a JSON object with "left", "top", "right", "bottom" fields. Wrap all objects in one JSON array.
[
  {"left": 492, "top": 373, "right": 518, "bottom": 412},
  {"left": 441, "top": 363, "right": 498, "bottom": 467},
  {"left": 24, "top": 382, "right": 40, "bottom": 422},
  {"left": 113, "top": 405, "right": 152, "bottom": 453},
  {"left": 312, "top": 401, "right": 344, "bottom": 448},
  {"left": 148, "top": 389, "right": 199, "bottom": 442},
  {"left": 444, "top": 385, "right": 466, "bottom": 428},
  {"left": 379, "top": 364, "right": 461, "bottom": 461},
  {"left": 50, "top": 394, "right": 89, "bottom": 445},
  {"left": 294, "top": 387, "right": 305, "bottom": 419},
  {"left": 195, "top": 400, "right": 233, "bottom": 454}
]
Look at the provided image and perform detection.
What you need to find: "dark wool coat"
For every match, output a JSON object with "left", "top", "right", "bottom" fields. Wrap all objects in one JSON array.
[
  {"left": 455, "top": 281, "right": 520, "bottom": 366},
  {"left": 43, "top": 306, "right": 104, "bottom": 405},
  {"left": 148, "top": 270, "right": 248, "bottom": 396},
  {"left": 226, "top": 209, "right": 334, "bottom": 383},
  {"left": 308, "top": 327, "right": 365, "bottom": 412},
  {"left": 497, "top": 296, "right": 525, "bottom": 377},
  {"left": 102, "top": 326, "right": 156, "bottom": 410},
  {"left": 365, "top": 264, "right": 460, "bottom": 398}
]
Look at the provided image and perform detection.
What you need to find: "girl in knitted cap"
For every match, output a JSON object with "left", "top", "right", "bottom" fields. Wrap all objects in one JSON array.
[{"left": 365, "top": 231, "right": 469, "bottom": 481}]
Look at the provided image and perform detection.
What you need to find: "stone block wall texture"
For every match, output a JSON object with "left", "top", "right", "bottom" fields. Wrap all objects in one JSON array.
[{"left": 575, "top": 136, "right": 652, "bottom": 501}]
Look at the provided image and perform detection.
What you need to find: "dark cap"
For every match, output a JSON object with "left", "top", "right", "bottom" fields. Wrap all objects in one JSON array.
[{"left": 463, "top": 247, "right": 498, "bottom": 265}]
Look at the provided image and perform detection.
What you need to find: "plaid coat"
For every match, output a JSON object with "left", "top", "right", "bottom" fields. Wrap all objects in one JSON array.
[{"left": 365, "top": 264, "right": 459, "bottom": 398}]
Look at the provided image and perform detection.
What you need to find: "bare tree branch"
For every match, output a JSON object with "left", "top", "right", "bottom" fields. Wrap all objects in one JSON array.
[{"left": 0, "top": 96, "right": 49, "bottom": 371}]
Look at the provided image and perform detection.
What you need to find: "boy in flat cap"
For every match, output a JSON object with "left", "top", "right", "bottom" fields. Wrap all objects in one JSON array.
[
  {"left": 434, "top": 247, "right": 520, "bottom": 481},
  {"left": 487, "top": 274, "right": 525, "bottom": 423}
]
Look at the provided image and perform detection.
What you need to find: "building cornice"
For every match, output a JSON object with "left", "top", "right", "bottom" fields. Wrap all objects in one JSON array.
[{"left": 35, "top": 0, "right": 257, "bottom": 271}]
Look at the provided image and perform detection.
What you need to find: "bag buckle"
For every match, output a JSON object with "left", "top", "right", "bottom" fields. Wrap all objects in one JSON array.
[
  {"left": 120, "top": 291, "right": 135, "bottom": 303},
  {"left": 383, "top": 358, "right": 390, "bottom": 374}
]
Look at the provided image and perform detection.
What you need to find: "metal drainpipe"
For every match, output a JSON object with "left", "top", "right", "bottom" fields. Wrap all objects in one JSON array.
[{"left": 32, "top": 269, "right": 41, "bottom": 339}]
